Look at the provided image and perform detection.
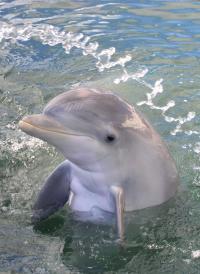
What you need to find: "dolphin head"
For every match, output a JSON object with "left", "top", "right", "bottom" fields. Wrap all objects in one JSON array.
[
  {"left": 19, "top": 88, "right": 146, "bottom": 173},
  {"left": 19, "top": 87, "right": 178, "bottom": 211}
]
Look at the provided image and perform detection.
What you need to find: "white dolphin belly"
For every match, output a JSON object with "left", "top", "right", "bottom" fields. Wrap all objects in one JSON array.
[
  {"left": 69, "top": 165, "right": 115, "bottom": 223},
  {"left": 69, "top": 176, "right": 115, "bottom": 213}
]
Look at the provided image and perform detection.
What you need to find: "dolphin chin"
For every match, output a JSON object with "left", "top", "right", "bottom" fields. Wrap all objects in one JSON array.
[{"left": 19, "top": 111, "right": 102, "bottom": 169}]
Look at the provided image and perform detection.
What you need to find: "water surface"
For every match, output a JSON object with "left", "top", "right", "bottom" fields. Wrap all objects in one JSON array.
[{"left": 0, "top": 1, "right": 200, "bottom": 273}]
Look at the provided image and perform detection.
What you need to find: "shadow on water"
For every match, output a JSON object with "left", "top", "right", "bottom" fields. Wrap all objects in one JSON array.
[
  {"left": 33, "top": 191, "right": 199, "bottom": 274},
  {"left": 34, "top": 212, "right": 139, "bottom": 273}
]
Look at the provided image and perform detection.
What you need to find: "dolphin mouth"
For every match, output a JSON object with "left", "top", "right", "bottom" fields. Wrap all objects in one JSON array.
[
  {"left": 19, "top": 114, "right": 91, "bottom": 138},
  {"left": 19, "top": 120, "right": 71, "bottom": 136}
]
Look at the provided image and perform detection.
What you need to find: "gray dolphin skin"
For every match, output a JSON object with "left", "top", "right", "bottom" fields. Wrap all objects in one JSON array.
[{"left": 19, "top": 87, "right": 178, "bottom": 241}]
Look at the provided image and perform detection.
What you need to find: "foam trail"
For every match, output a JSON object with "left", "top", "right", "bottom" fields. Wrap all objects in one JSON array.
[
  {"left": 137, "top": 79, "right": 164, "bottom": 106},
  {"left": 0, "top": 22, "right": 197, "bottom": 140},
  {"left": 114, "top": 68, "right": 148, "bottom": 84},
  {"left": 169, "top": 112, "right": 196, "bottom": 136},
  {"left": 0, "top": 22, "right": 134, "bottom": 82},
  {"left": 0, "top": 22, "right": 149, "bottom": 89},
  {"left": 137, "top": 78, "right": 197, "bottom": 136}
]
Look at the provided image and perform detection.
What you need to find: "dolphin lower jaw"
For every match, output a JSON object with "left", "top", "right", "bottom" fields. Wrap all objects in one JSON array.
[
  {"left": 19, "top": 115, "right": 106, "bottom": 169},
  {"left": 19, "top": 115, "right": 97, "bottom": 160},
  {"left": 19, "top": 119, "right": 75, "bottom": 154}
]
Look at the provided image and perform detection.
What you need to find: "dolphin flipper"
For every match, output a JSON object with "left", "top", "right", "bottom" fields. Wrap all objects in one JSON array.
[
  {"left": 110, "top": 186, "right": 125, "bottom": 242},
  {"left": 32, "top": 161, "right": 71, "bottom": 223}
]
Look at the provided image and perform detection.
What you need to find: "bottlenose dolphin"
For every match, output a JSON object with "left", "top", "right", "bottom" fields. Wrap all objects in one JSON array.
[{"left": 19, "top": 87, "right": 178, "bottom": 240}]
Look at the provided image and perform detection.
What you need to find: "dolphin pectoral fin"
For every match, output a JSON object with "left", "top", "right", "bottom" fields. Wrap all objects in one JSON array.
[
  {"left": 32, "top": 161, "right": 71, "bottom": 223},
  {"left": 110, "top": 186, "right": 125, "bottom": 242}
]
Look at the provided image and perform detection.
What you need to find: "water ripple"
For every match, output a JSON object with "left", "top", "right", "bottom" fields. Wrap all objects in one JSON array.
[{"left": 0, "top": 20, "right": 199, "bottom": 151}]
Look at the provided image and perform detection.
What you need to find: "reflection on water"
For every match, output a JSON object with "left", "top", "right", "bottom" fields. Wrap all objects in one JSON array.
[{"left": 0, "top": 0, "right": 200, "bottom": 273}]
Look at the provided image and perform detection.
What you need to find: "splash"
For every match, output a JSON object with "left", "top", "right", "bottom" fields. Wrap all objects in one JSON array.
[
  {"left": 169, "top": 112, "right": 196, "bottom": 136},
  {"left": 0, "top": 22, "right": 133, "bottom": 79},
  {"left": 114, "top": 67, "right": 148, "bottom": 84},
  {"left": 0, "top": 21, "right": 150, "bottom": 93},
  {"left": 0, "top": 21, "right": 198, "bottom": 143},
  {"left": 136, "top": 78, "right": 196, "bottom": 136},
  {"left": 5, "top": 136, "right": 44, "bottom": 153},
  {"left": 192, "top": 250, "right": 200, "bottom": 259}
]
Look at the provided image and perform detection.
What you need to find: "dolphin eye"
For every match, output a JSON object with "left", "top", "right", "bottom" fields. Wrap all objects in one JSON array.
[{"left": 105, "top": 134, "right": 116, "bottom": 143}]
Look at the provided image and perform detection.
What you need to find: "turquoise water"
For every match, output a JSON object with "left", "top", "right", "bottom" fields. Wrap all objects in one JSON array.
[{"left": 0, "top": 1, "right": 200, "bottom": 273}]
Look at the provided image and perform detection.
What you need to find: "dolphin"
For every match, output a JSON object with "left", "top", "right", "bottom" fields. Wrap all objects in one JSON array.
[{"left": 19, "top": 87, "right": 178, "bottom": 240}]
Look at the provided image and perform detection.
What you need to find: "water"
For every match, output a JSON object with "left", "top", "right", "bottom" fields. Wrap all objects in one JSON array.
[{"left": 0, "top": 0, "right": 200, "bottom": 273}]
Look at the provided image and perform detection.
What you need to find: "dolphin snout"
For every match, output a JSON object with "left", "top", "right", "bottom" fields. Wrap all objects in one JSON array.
[{"left": 19, "top": 114, "right": 66, "bottom": 136}]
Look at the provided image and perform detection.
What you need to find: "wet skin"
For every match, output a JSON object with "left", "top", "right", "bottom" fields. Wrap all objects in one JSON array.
[{"left": 19, "top": 87, "right": 178, "bottom": 240}]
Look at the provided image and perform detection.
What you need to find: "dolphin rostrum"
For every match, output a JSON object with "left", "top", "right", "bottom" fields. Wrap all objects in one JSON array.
[{"left": 19, "top": 87, "right": 178, "bottom": 241}]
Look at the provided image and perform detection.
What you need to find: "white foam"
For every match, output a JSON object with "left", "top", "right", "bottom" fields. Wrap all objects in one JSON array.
[
  {"left": 193, "top": 166, "right": 200, "bottom": 170},
  {"left": 192, "top": 250, "right": 200, "bottom": 259},
  {"left": 0, "top": 21, "right": 198, "bottom": 143},
  {"left": 193, "top": 142, "right": 200, "bottom": 154},
  {"left": 169, "top": 112, "right": 196, "bottom": 135},
  {"left": 0, "top": 136, "right": 44, "bottom": 153},
  {"left": 137, "top": 77, "right": 197, "bottom": 137},
  {"left": 5, "top": 123, "right": 16, "bottom": 130},
  {"left": 114, "top": 67, "right": 148, "bottom": 84},
  {"left": 185, "top": 130, "right": 199, "bottom": 136},
  {"left": 137, "top": 79, "right": 164, "bottom": 107},
  {"left": 0, "top": 22, "right": 134, "bottom": 83}
]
